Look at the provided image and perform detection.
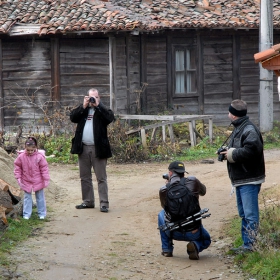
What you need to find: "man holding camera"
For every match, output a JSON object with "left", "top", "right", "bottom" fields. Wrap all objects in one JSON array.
[
  {"left": 70, "top": 88, "right": 115, "bottom": 213},
  {"left": 219, "top": 99, "right": 265, "bottom": 253},
  {"left": 158, "top": 161, "right": 211, "bottom": 259}
]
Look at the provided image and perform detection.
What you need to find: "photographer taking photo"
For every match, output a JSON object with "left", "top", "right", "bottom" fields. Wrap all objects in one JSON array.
[
  {"left": 158, "top": 161, "right": 211, "bottom": 260},
  {"left": 70, "top": 88, "right": 115, "bottom": 213},
  {"left": 219, "top": 99, "right": 265, "bottom": 254}
]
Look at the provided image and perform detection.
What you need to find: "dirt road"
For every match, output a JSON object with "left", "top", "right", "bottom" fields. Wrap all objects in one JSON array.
[{"left": 4, "top": 149, "right": 280, "bottom": 280}]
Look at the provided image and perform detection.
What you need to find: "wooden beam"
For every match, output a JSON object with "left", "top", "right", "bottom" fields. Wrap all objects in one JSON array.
[
  {"left": 167, "top": 34, "right": 172, "bottom": 108},
  {"left": 189, "top": 122, "right": 195, "bottom": 147},
  {"left": 140, "top": 128, "right": 147, "bottom": 149},
  {"left": 109, "top": 36, "right": 117, "bottom": 111},
  {"left": 168, "top": 124, "right": 174, "bottom": 143},
  {"left": 162, "top": 125, "right": 166, "bottom": 142},
  {"left": 0, "top": 39, "right": 3, "bottom": 131},
  {"left": 197, "top": 31, "right": 204, "bottom": 114},
  {"left": 126, "top": 35, "right": 131, "bottom": 114},
  {"left": 140, "top": 34, "right": 147, "bottom": 113},
  {"left": 51, "top": 38, "right": 61, "bottom": 106},
  {"left": 118, "top": 114, "right": 213, "bottom": 121},
  {"left": 209, "top": 118, "right": 213, "bottom": 144},
  {"left": 192, "top": 120, "right": 197, "bottom": 146},
  {"left": 151, "top": 127, "right": 158, "bottom": 141},
  {"left": 233, "top": 34, "right": 241, "bottom": 99},
  {"left": 119, "top": 114, "right": 175, "bottom": 121}
]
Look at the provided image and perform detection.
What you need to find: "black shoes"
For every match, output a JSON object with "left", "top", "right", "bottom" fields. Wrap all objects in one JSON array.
[
  {"left": 75, "top": 203, "right": 95, "bottom": 209},
  {"left": 187, "top": 242, "right": 199, "bottom": 260},
  {"left": 161, "top": 251, "right": 173, "bottom": 257},
  {"left": 100, "top": 206, "right": 109, "bottom": 213},
  {"left": 75, "top": 203, "right": 108, "bottom": 212}
]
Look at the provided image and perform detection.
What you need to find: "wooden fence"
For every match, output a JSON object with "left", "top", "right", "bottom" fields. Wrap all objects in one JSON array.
[{"left": 118, "top": 114, "right": 214, "bottom": 149}]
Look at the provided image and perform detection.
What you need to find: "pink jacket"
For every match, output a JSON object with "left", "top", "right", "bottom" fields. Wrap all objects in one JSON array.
[{"left": 14, "top": 150, "right": 50, "bottom": 193}]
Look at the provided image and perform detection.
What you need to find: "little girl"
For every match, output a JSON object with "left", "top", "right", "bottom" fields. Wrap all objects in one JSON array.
[{"left": 14, "top": 137, "right": 50, "bottom": 220}]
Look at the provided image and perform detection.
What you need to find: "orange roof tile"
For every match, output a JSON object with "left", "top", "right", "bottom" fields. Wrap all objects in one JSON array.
[{"left": 0, "top": 0, "right": 278, "bottom": 35}]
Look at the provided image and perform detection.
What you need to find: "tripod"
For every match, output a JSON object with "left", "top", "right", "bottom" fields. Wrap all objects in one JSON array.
[{"left": 158, "top": 208, "right": 211, "bottom": 232}]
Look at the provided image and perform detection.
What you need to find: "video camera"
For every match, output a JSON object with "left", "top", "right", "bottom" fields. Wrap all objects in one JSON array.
[
  {"left": 162, "top": 173, "right": 169, "bottom": 180},
  {"left": 158, "top": 208, "right": 211, "bottom": 232}
]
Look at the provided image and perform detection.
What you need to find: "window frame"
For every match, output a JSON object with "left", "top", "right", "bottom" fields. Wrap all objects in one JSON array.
[{"left": 172, "top": 44, "right": 198, "bottom": 98}]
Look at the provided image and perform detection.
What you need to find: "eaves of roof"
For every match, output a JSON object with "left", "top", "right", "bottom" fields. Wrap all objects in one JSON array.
[{"left": 0, "top": 0, "right": 279, "bottom": 36}]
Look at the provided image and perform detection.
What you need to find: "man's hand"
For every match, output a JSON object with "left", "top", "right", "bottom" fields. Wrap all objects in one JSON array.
[
  {"left": 220, "top": 150, "right": 228, "bottom": 160},
  {"left": 83, "top": 96, "right": 90, "bottom": 109},
  {"left": 83, "top": 95, "right": 100, "bottom": 108}
]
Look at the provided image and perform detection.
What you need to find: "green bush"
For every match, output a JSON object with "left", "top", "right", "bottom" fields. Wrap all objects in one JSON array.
[{"left": 39, "top": 134, "right": 78, "bottom": 164}]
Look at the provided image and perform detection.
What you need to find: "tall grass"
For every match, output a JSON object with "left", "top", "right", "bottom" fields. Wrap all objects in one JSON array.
[{"left": 225, "top": 186, "right": 280, "bottom": 280}]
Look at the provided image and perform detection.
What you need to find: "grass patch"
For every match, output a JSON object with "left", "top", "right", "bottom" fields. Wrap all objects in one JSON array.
[
  {"left": 0, "top": 214, "right": 45, "bottom": 266},
  {"left": 225, "top": 186, "right": 280, "bottom": 280}
]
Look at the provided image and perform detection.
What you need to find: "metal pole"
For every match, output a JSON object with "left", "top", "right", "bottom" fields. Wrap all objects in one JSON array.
[{"left": 259, "top": 0, "right": 273, "bottom": 132}]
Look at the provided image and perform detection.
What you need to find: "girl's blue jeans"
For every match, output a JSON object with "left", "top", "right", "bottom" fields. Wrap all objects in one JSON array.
[
  {"left": 235, "top": 184, "right": 261, "bottom": 249},
  {"left": 23, "top": 189, "right": 46, "bottom": 218},
  {"left": 158, "top": 209, "right": 211, "bottom": 253}
]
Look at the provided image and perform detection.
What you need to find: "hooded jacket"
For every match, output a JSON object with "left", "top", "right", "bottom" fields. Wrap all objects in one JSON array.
[
  {"left": 14, "top": 150, "right": 50, "bottom": 193},
  {"left": 70, "top": 102, "right": 115, "bottom": 158},
  {"left": 226, "top": 116, "right": 265, "bottom": 187}
]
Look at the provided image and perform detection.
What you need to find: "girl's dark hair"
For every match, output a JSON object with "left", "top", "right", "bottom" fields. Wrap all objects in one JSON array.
[{"left": 25, "top": 136, "right": 37, "bottom": 147}]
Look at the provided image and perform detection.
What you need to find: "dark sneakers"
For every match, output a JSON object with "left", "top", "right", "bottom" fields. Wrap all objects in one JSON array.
[
  {"left": 161, "top": 251, "right": 173, "bottom": 257},
  {"left": 100, "top": 206, "right": 109, "bottom": 213},
  {"left": 187, "top": 242, "right": 199, "bottom": 260},
  {"left": 75, "top": 203, "right": 95, "bottom": 209}
]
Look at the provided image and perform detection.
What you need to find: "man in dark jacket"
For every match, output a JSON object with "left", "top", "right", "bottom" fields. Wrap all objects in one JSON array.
[
  {"left": 219, "top": 99, "right": 265, "bottom": 253},
  {"left": 158, "top": 161, "right": 211, "bottom": 260},
  {"left": 70, "top": 88, "right": 115, "bottom": 213}
]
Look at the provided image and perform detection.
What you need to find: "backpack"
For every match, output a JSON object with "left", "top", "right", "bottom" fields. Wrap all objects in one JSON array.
[{"left": 165, "top": 177, "right": 201, "bottom": 223}]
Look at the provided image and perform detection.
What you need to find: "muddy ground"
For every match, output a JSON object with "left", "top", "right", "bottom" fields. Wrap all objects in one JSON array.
[{"left": 2, "top": 149, "right": 280, "bottom": 280}]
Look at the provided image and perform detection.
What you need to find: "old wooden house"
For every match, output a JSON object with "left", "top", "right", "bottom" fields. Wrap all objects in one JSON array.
[{"left": 0, "top": 0, "right": 280, "bottom": 132}]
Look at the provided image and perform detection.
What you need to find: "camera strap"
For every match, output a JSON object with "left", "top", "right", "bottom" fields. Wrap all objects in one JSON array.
[{"left": 219, "top": 123, "right": 233, "bottom": 148}]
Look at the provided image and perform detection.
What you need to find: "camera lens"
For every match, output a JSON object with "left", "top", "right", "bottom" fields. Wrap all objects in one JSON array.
[{"left": 89, "top": 97, "right": 96, "bottom": 103}]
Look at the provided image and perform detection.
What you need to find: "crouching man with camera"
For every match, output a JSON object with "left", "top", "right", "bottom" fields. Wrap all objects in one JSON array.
[
  {"left": 70, "top": 88, "right": 115, "bottom": 213},
  {"left": 218, "top": 99, "right": 265, "bottom": 254},
  {"left": 158, "top": 161, "right": 211, "bottom": 260}
]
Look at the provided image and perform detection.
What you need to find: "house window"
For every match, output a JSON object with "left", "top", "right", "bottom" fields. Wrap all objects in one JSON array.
[{"left": 175, "top": 48, "right": 196, "bottom": 94}]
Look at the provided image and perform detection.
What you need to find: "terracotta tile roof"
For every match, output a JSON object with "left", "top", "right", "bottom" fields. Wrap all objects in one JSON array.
[
  {"left": 0, "top": 0, "right": 279, "bottom": 35},
  {"left": 254, "top": 44, "right": 280, "bottom": 63}
]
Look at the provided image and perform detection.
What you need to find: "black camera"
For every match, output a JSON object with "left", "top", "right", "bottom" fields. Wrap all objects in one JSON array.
[
  {"left": 162, "top": 173, "right": 169, "bottom": 180},
  {"left": 89, "top": 97, "right": 96, "bottom": 103},
  {"left": 217, "top": 147, "right": 227, "bottom": 162}
]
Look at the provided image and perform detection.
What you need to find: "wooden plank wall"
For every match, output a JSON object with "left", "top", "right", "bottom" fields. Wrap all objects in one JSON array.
[
  {"left": 114, "top": 36, "right": 127, "bottom": 113},
  {"left": 144, "top": 35, "right": 167, "bottom": 114},
  {"left": 114, "top": 35, "right": 141, "bottom": 114},
  {"left": 2, "top": 39, "right": 51, "bottom": 131},
  {"left": 126, "top": 35, "right": 141, "bottom": 114},
  {"left": 59, "top": 38, "right": 110, "bottom": 108},
  {"left": 239, "top": 33, "right": 259, "bottom": 125},
  {"left": 203, "top": 33, "right": 234, "bottom": 126}
]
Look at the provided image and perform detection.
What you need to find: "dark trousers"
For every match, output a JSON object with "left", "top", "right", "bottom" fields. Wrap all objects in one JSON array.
[{"left": 78, "top": 145, "right": 109, "bottom": 208}]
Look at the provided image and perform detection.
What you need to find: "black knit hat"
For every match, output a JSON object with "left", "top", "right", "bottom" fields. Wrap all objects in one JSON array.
[
  {"left": 229, "top": 105, "right": 247, "bottom": 117},
  {"left": 168, "top": 161, "right": 188, "bottom": 173}
]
